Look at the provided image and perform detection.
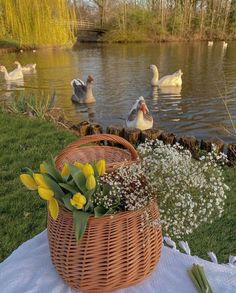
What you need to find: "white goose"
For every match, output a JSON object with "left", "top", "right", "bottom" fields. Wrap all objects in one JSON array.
[
  {"left": 150, "top": 65, "right": 183, "bottom": 87},
  {"left": 71, "top": 75, "right": 96, "bottom": 104},
  {"left": 223, "top": 41, "right": 228, "bottom": 49},
  {"left": 208, "top": 41, "right": 213, "bottom": 46},
  {"left": 126, "top": 96, "right": 153, "bottom": 130},
  {"left": 0, "top": 65, "right": 23, "bottom": 81},
  {"left": 14, "top": 61, "right": 36, "bottom": 72}
]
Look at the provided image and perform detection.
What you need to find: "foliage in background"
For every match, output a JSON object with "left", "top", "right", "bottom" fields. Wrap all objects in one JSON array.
[
  {"left": 78, "top": 0, "right": 236, "bottom": 42},
  {"left": 0, "top": 0, "right": 76, "bottom": 46}
]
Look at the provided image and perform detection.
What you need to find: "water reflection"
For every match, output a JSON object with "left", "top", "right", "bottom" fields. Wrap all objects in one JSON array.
[
  {"left": 159, "top": 86, "right": 182, "bottom": 96},
  {"left": 0, "top": 42, "right": 236, "bottom": 142},
  {"left": 72, "top": 102, "right": 96, "bottom": 123}
]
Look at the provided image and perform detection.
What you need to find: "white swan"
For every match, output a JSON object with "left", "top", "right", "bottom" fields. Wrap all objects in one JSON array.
[
  {"left": 126, "top": 96, "right": 153, "bottom": 130},
  {"left": 71, "top": 75, "right": 95, "bottom": 104},
  {"left": 0, "top": 65, "right": 23, "bottom": 81},
  {"left": 150, "top": 65, "right": 183, "bottom": 87},
  {"left": 208, "top": 41, "right": 213, "bottom": 46},
  {"left": 223, "top": 41, "right": 228, "bottom": 49},
  {"left": 14, "top": 61, "right": 36, "bottom": 72}
]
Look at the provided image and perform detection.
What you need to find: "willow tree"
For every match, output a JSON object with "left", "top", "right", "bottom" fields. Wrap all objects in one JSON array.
[{"left": 0, "top": 0, "right": 76, "bottom": 46}]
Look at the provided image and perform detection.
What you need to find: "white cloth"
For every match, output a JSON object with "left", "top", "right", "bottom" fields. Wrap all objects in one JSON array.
[{"left": 0, "top": 230, "right": 236, "bottom": 293}]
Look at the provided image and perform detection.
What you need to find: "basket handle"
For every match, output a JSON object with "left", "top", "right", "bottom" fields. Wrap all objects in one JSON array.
[{"left": 62, "top": 134, "right": 139, "bottom": 160}]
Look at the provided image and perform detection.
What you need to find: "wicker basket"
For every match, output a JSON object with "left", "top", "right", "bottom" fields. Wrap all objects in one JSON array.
[{"left": 48, "top": 134, "right": 162, "bottom": 292}]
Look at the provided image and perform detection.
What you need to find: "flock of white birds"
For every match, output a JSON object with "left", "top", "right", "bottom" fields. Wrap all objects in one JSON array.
[{"left": 0, "top": 41, "right": 229, "bottom": 131}]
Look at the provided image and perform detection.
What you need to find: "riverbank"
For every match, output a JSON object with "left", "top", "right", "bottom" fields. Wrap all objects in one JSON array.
[
  {"left": 0, "top": 39, "right": 73, "bottom": 54},
  {"left": 101, "top": 30, "right": 236, "bottom": 43},
  {"left": 0, "top": 111, "right": 236, "bottom": 262}
]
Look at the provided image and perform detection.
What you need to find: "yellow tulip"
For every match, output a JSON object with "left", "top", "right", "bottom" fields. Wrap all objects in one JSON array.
[
  {"left": 70, "top": 192, "right": 87, "bottom": 210},
  {"left": 33, "top": 173, "right": 50, "bottom": 189},
  {"left": 82, "top": 163, "right": 94, "bottom": 178},
  {"left": 48, "top": 198, "right": 59, "bottom": 220},
  {"left": 20, "top": 174, "right": 38, "bottom": 190},
  {"left": 38, "top": 187, "right": 54, "bottom": 201},
  {"left": 61, "top": 163, "right": 70, "bottom": 177},
  {"left": 86, "top": 174, "right": 96, "bottom": 190},
  {"left": 74, "top": 161, "right": 84, "bottom": 170},
  {"left": 96, "top": 159, "right": 106, "bottom": 176},
  {"left": 39, "top": 163, "right": 47, "bottom": 174}
]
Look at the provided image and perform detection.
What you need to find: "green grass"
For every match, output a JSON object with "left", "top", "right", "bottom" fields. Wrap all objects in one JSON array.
[
  {"left": 0, "top": 111, "right": 236, "bottom": 263},
  {"left": 0, "top": 111, "right": 76, "bottom": 261}
]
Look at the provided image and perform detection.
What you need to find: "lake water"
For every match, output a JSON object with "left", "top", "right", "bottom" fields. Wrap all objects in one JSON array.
[{"left": 0, "top": 42, "right": 236, "bottom": 142}]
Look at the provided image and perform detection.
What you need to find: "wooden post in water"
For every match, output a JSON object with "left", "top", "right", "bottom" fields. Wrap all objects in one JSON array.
[
  {"left": 179, "top": 136, "right": 199, "bottom": 157},
  {"left": 70, "top": 121, "right": 91, "bottom": 137},
  {"left": 160, "top": 131, "right": 176, "bottom": 145},
  {"left": 106, "top": 125, "right": 125, "bottom": 146},
  {"left": 140, "top": 128, "right": 163, "bottom": 142},
  {"left": 200, "top": 137, "right": 224, "bottom": 153},
  {"left": 227, "top": 144, "right": 236, "bottom": 165},
  {"left": 124, "top": 128, "right": 141, "bottom": 146},
  {"left": 89, "top": 123, "right": 103, "bottom": 135}
]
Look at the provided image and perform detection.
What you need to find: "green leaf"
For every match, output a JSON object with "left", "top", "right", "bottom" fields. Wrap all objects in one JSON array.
[
  {"left": 94, "top": 206, "right": 107, "bottom": 218},
  {"left": 69, "top": 166, "right": 86, "bottom": 194},
  {"left": 43, "top": 159, "right": 63, "bottom": 182},
  {"left": 44, "top": 174, "right": 65, "bottom": 199},
  {"left": 59, "top": 183, "right": 77, "bottom": 194},
  {"left": 61, "top": 194, "right": 73, "bottom": 211},
  {"left": 68, "top": 164, "right": 82, "bottom": 176},
  {"left": 20, "top": 167, "right": 33, "bottom": 175},
  {"left": 102, "top": 183, "right": 111, "bottom": 196},
  {"left": 73, "top": 210, "right": 91, "bottom": 241}
]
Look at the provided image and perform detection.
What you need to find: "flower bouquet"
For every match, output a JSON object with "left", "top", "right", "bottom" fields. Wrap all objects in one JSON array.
[{"left": 20, "top": 134, "right": 163, "bottom": 293}]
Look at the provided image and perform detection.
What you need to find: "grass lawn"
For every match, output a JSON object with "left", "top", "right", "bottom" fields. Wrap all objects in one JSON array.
[
  {"left": 0, "top": 111, "right": 236, "bottom": 263},
  {"left": 0, "top": 111, "right": 76, "bottom": 261}
]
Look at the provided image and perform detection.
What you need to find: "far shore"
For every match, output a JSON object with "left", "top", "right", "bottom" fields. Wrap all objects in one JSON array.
[{"left": 1, "top": 37, "right": 235, "bottom": 54}]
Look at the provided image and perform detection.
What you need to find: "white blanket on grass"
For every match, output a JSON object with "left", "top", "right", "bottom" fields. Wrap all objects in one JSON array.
[{"left": 0, "top": 230, "right": 236, "bottom": 293}]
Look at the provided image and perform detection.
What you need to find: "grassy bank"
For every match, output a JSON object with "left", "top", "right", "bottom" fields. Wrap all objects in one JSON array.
[
  {"left": 0, "top": 112, "right": 76, "bottom": 261},
  {"left": 101, "top": 30, "right": 236, "bottom": 43},
  {"left": 0, "top": 111, "right": 235, "bottom": 263}
]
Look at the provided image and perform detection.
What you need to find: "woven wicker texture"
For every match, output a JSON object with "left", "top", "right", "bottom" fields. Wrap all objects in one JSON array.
[
  {"left": 55, "top": 134, "right": 139, "bottom": 173},
  {"left": 48, "top": 134, "right": 162, "bottom": 292}
]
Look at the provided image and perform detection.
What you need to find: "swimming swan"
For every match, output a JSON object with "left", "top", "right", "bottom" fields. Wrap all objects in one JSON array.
[
  {"left": 14, "top": 61, "right": 36, "bottom": 72},
  {"left": 71, "top": 75, "right": 96, "bottom": 104},
  {"left": 0, "top": 65, "right": 23, "bottom": 81},
  {"left": 126, "top": 96, "right": 153, "bottom": 130},
  {"left": 150, "top": 64, "right": 183, "bottom": 87},
  {"left": 223, "top": 41, "right": 228, "bottom": 49}
]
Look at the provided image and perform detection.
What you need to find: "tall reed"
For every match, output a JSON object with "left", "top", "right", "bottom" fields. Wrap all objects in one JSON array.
[{"left": 0, "top": 0, "right": 76, "bottom": 46}]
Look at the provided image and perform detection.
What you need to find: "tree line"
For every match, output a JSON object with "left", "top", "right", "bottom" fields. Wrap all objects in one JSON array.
[{"left": 73, "top": 0, "right": 236, "bottom": 42}]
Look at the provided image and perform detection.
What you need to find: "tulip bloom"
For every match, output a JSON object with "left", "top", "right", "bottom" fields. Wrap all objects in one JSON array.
[
  {"left": 74, "top": 162, "right": 84, "bottom": 170},
  {"left": 39, "top": 163, "right": 47, "bottom": 174},
  {"left": 61, "top": 163, "right": 70, "bottom": 177},
  {"left": 86, "top": 174, "right": 96, "bottom": 190},
  {"left": 48, "top": 198, "right": 59, "bottom": 220},
  {"left": 82, "top": 163, "right": 94, "bottom": 178},
  {"left": 33, "top": 173, "right": 50, "bottom": 189},
  {"left": 96, "top": 160, "right": 106, "bottom": 176},
  {"left": 70, "top": 192, "right": 87, "bottom": 210},
  {"left": 38, "top": 187, "right": 54, "bottom": 200},
  {"left": 20, "top": 174, "right": 38, "bottom": 190}
]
